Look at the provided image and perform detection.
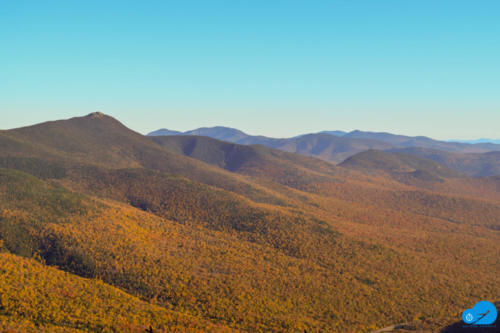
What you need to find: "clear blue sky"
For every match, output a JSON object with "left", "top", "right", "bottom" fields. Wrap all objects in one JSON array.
[{"left": 1, "top": 0, "right": 499, "bottom": 139}]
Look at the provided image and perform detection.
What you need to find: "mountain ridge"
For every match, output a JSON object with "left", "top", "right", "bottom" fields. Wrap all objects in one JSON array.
[{"left": 148, "top": 126, "right": 500, "bottom": 164}]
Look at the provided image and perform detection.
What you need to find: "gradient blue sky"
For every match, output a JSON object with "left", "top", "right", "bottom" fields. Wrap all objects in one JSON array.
[{"left": 1, "top": 0, "right": 499, "bottom": 139}]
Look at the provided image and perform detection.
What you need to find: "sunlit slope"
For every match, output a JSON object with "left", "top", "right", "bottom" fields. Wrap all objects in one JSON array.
[
  {"left": 0, "top": 168, "right": 394, "bottom": 331},
  {"left": 1, "top": 167, "right": 499, "bottom": 332},
  {"left": 57, "top": 166, "right": 336, "bottom": 259},
  {"left": 0, "top": 252, "right": 235, "bottom": 332},
  {"left": 149, "top": 135, "right": 500, "bottom": 331}
]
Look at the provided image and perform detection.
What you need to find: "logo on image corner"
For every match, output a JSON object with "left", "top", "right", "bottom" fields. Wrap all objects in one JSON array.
[{"left": 462, "top": 300, "right": 497, "bottom": 326}]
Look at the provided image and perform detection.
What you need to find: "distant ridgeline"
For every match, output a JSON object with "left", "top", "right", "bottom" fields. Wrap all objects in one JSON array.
[{"left": 148, "top": 126, "right": 500, "bottom": 176}]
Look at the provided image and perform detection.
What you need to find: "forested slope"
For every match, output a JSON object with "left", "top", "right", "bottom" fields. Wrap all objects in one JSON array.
[{"left": 0, "top": 114, "right": 498, "bottom": 332}]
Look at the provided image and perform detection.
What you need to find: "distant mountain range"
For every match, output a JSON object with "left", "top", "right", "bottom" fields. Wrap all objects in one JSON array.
[
  {"left": 149, "top": 127, "right": 500, "bottom": 149},
  {"left": 448, "top": 138, "right": 500, "bottom": 144},
  {"left": 148, "top": 126, "right": 500, "bottom": 176}
]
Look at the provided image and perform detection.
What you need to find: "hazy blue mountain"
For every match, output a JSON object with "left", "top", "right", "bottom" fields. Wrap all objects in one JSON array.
[
  {"left": 318, "top": 130, "right": 347, "bottom": 136},
  {"left": 148, "top": 128, "right": 183, "bottom": 136},
  {"left": 448, "top": 138, "right": 500, "bottom": 144},
  {"left": 267, "top": 134, "right": 394, "bottom": 163},
  {"left": 148, "top": 127, "right": 394, "bottom": 162},
  {"left": 342, "top": 130, "right": 500, "bottom": 153},
  {"left": 148, "top": 126, "right": 278, "bottom": 145},
  {"left": 147, "top": 126, "right": 500, "bottom": 164},
  {"left": 183, "top": 126, "right": 250, "bottom": 143}
]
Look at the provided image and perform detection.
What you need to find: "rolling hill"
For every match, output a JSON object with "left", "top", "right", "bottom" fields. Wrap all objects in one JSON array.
[
  {"left": 388, "top": 147, "right": 500, "bottom": 177},
  {"left": 149, "top": 134, "right": 349, "bottom": 190},
  {"left": 339, "top": 149, "right": 462, "bottom": 181},
  {"left": 0, "top": 113, "right": 498, "bottom": 332}
]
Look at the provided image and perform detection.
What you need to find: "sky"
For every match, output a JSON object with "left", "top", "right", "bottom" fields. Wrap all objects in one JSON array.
[{"left": 1, "top": 0, "right": 499, "bottom": 139}]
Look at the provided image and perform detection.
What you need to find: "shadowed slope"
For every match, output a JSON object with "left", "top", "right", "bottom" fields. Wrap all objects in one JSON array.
[{"left": 150, "top": 135, "right": 350, "bottom": 189}]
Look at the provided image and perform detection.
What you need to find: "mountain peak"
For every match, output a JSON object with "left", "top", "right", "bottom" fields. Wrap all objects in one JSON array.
[{"left": 86, "top": 111, "right": 106, "bottom": 119}]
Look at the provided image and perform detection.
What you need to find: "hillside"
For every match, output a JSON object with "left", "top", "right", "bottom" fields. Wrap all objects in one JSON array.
[
  {"left": 267, "top": 133, "right": 394, "bottom": 163},
  {"left": 150, "top": 135, "right": 348, "bottom": 189},
  {"left": 0, "top": 112, "right": 287, "bottom": 205},
  {"left": 340, "top": 149, "right": 462, "bottom": 182},
  {"left": 0, "top": 113, "right": 499, "bottom": 332},
  {"left": 388, "top": 147, "right": 500, "bottom": 177},
  {"left": 0, "top": 252, "right": 233, "bottom": 332}
]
